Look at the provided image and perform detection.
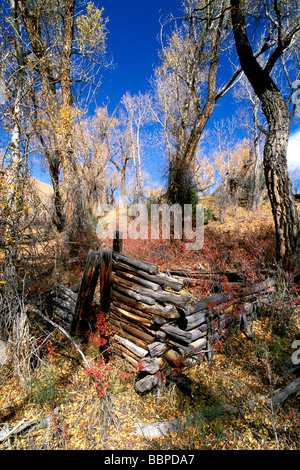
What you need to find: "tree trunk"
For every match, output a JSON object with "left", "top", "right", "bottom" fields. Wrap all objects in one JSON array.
[{"left": 230, "top": 0, "right": 299, "bottom": 267}]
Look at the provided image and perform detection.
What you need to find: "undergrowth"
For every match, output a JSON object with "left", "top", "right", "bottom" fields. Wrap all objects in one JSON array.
[{"left": 0, "top": 202, "right": 299, "bottom": 450}]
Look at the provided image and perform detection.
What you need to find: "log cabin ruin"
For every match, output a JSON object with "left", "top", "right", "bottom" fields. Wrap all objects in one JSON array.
[{"left": 42, "top": 232, "right": 276, "bottom": 393}]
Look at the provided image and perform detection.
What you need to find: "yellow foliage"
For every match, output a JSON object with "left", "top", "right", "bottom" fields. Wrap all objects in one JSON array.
[{"left": 75, "top": 2, "right": 108, "bottom": 56}]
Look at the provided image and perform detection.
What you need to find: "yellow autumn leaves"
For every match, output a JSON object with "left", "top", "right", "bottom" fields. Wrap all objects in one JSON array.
[{"left": 75, "top": 2, "right": 108, "bottom": 56}]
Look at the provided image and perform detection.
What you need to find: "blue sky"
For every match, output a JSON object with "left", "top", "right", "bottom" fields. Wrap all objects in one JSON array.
[{"left": 94, "top": 0, "right": 180, "bottom": 110}]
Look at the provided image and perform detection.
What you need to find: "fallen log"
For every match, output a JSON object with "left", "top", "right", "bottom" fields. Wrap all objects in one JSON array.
[
  {"left": 271, "top": 377, "right": 300, "bottom": 404},
  {"left": 135, "top": 374, "right": 159, "bottom": 393},
  {"left": 132, "top": 404, "right": 239, "bottom": 438}
]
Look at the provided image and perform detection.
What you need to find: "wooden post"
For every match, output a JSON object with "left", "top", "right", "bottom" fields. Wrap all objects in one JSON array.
[
  {"left": 100, "top": 246, "right": 112, "bottom": 320},
  {"left": 71, "top": 249, "right": 101, "bottom": 335},
  {"left": 99, "top": 246, "right": 112, "bottom": 361},
  {"left": 113, "top": 230, "right": 123, "bottom": 253}
]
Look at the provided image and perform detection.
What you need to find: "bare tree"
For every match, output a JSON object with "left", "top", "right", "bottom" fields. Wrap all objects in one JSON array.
[
  {"left": 230, "top": 0, "right": 300, "bottom": 267},
  {"left": 15, "top": 0, "right": 109, "bottom": 244},
  {"left": 155, "top": 0, "right": 238, "bottom": 205}
]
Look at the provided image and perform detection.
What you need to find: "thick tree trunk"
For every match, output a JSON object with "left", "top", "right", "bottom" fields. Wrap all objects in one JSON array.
[
  {"left": 230, "top": 0, "right": 299, "bottom": 267},
  {"left": 262, "top": 92, "right": 298, "bottom": 264}
]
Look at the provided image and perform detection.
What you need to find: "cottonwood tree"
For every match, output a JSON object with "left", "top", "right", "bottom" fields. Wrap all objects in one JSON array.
[
  {"left": 155, "top": 0, "right": 239, "bottom": 205},
  {"left": 73, "top": 107, "right": 116, "bottom": 215},
  {"left": 15, "top": 0, "right": 109, "bottom": 244},
  {"left": 230, "top": 0, "right": 300, "bottom": 266}
]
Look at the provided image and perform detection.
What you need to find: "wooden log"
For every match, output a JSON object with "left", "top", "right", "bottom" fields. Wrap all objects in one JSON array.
[
  {"left": 168, "top": 337, "right": 206, "bottom": 356},
  {"left": 113, "top": 331, "right": 149, "bottom": 352},
  {"left": 111, "top": 290, "right": 180, "bottom": 319},
  {"left": 148, "top": 342, "right": 168, "bottom": 357},
  {"left": 113, "top": 261, "right": 183, "bottom": 292},
  {"left": 180, "top": 311, "right": 207, "bottom": 331},
  {"left": 113, "top": 284, "right": 156, "bottom": 306},
  {"left": 133, "top": 286, "right": 198, "bottom": 312},
  {"left": 155, "top": 330, "right": 167, "bottom": 341},
  {"left": 189, "top": 328, "right": 207, "bottom": 342},
  {"left": 161, "top": 325, "right": 192, "bottom": 344},
  {"left": 113, "top": 334, "right": 148, "bottom": 358},
  {"left": 110, "top": 307, "right": 157, "bottom": 337},
  {"left": 53, "top": 284, "right": 78, "bottom": 302},
  {"left": 140, "top": 357, "right": 167, "bottom": 374},
  {"left": 190, "top": 278, "right": 276, "bottom": 315},
  {"left": 111, "top": 304, "right": 153, "bottom": 328},
  {"left": 135, "top": 374, "right": 159, "bottom": 393},
  {"left": 71, "top": 249, "right": 101, "bottom": 334},
  {"left": 163, "top": 349, "right": 181, "bottom": 363},
  {"left": 112, "top": 252, "right": 159, "bottom": 275},
  {"left": 112, "top": 299, "right": 153, "bottom": 321},
  {"left": 113, "top": 270, "right": 160, "bottom": 291},
  {"left": 110, "top": 312, "right": 155, "bottom": 344},
  {"left": 111, "top": 342, "right": 141, "bottom": 363}
]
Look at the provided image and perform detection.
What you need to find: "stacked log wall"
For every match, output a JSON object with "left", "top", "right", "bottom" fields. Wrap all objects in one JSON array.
[{"left": 109, "top": 251, "right": 276, "bottom": 393}]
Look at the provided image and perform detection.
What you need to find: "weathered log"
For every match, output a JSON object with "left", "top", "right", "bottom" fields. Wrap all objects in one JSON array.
[
  {"left": 112, "top": 299, "right": 153, "bottom": 321},
  {"left": 163, "top": 348, "right": 181, "bottom": 363},
  {"left": 180, "top": 311, "right": 207, "bottom": 331},
  {"left": 113, "top": 261, "right": 183, "bottom": 291},
  {"left": 166, "top": 336, "right": 206, "bottom": 356},
  {"left": 111, "top": 290, "right": 180, "bottom": 319},
  {"left": 190, "top": 278, "right": 276, "bottom": 314},
  {"left": 189, "top": 328, "right": 207, "bottom": 342},
  {"left": 161, "top": 324, "right": 192, "bottom": 344},
  {"left": 47, "top": 284, "right": 77, "bottom": 332},
  {"left": 148, "top": 341, "right": 168, "bottom": 357},
  {"left": 111, "top": 304, "right": 153, "bottom": 328},
  {"left": 113, "top": 284, "right": 156, "bottom": 306},
  {"left": 71, "top": 249, "right": 101, "bottom": 334},
  {"left": 112, "top": 252, "right": 159, "bottom": 275},
  {"left": 113, "top": 334, "right": 148, "bottom": 358},
  {"left": 109, "top": 324, "right": 149, "bottom": 351},
  {"left": 110, "top": 306, "right": 157, "bottom": 336},
  {"left": 135, "top": 374, "right": 159, "bottom": 393},
  {"left": 140, "top": 356, "right": 167, "bottom": 374},
  {"left": 111, "top": 342, "right": 141, "bottom": 363},
  {"left": 133, "top": 286, "right": 198, "bottom": 312},
  {"left": 113, "top": 270, "right": 160, "bottom": 291},
  {"left": 110, "top": 312, "right": 155, "bottom": 344},
  {"left": 271, "top": 377, "right": 300, "bottom": 405}
]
